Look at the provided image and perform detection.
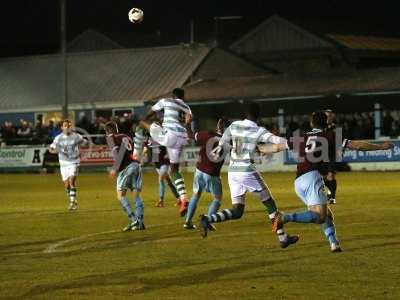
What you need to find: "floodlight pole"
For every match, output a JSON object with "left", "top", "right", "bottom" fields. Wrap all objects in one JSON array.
[
  {"left": 61, "top": 0, "right": 68, "bottom": 119},
  {"left": 190, "top": 19, "right": 194, "bottom": 44}
]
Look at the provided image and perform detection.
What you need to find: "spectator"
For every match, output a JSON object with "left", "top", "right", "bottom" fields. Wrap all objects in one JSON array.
[
  {"left": 48, "top": 120, "right": 61, "bottom": 139},
  {"left": 33, "top": 121, "right": 48, "bottom": 144},
  {"left": 17, "top": 120, "right": 32, "bottom": 137},
  {"left": 1, "top": 121, "right": 16, "bottom": 145},
  {"left": 382, "top": 110, "right": 394, "bottom": 137}
]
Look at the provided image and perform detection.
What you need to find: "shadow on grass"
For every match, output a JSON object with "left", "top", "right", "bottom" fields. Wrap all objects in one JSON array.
[
  {"left": 20, "top": 234, "right": 399, "bottom": 299},
  {"left": 20, "top": 252, "right": 300, "bottom": 299}
]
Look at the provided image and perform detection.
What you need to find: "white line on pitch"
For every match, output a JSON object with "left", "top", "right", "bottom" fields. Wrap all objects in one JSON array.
[{"left": 43, "top": 222, "right": 180, "bottom": 254}]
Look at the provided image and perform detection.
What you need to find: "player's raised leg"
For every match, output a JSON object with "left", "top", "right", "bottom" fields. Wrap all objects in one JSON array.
[
  {"left": 283, "top": 170, "right": 341, "bottom": 252},
  {"left": 198, "top": 181, "right": 246, "bottom": 237},
  {"left": 200, "top": 203, "right": 243, "bottom": 237},
  {"left": 255, "top": 189, "right": 299, "bottom": 248},
  {"left": 168, "top": 151, "right": 189, "bottom": 216}
]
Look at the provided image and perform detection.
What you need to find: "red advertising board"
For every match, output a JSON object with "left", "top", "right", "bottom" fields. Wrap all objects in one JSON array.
[{"left": 80, "top": 146, "right": 113, "bottom": 166}]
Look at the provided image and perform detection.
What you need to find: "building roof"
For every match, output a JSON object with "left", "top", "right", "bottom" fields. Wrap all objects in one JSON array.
[
  {"left": 184, "top": 67, "right": 400, "bottom": 103},
  {"left": 230, "top": 15, "right": 334, "bottom": 55},
  {"left": 193, "top": 48, "right": 274, "bottom": 80},
  {"left": 0, "top": 44, "right": 210, "bottom": 112},
  {"left": 67, "top": 29, "right": 124, "bottom": 52},
  {"left": 327, "top": 34, "right": 400, "bottom": 51}
]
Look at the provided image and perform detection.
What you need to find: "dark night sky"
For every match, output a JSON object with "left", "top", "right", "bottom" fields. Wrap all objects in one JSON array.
[{"left": 2, "top": 0, "right": 400, "bottom": 58}]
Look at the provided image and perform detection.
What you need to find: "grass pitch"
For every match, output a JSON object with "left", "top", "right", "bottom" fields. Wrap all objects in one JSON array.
[{"left": 0, "top": 171, "right": 399, "bottom": 300}]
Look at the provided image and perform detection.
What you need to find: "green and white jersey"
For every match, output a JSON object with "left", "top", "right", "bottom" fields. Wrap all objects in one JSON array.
[
  {"left": 219, "top": 119, "right": 287, "bottom": 172},
  {"left": 151, "top": 98, "right": 192, "bottom": 137},
  {"left": 133, "top": 127, "right": 147, "bottom": 161},
  {"left": 50, "top": 132, "right": 85, "bottom": 166}
]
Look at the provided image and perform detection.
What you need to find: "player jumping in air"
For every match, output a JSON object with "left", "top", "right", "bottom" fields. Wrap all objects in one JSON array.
[
  {"left": 200, "top": 103, "right": 299, "bottom": 249},
  {"left": 260, "top": 111, "right": 394, "bottom": 252},
  {"left": 183, "top": 118, "right": 230, "bottom": 230},
  {"left": 140, "top": 88, "right": 192, "bottom": 216},
  {"left": 146, "top": 138, "right": 180, "bottom": 207},
  {"left": 105, "top": 121, "right": 145, "bottom": 231},
  {"left": 49, "top": 119, "right": 88, "bottom": 211}
]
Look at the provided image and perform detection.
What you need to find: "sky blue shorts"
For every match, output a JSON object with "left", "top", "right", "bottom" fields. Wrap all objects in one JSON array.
[
  {"left": 294, "top": 170, "right": 327, "bottom": 206},
  {"left": 117, "top": 162, "right": 142, "bottom": 192},
  {"left": 193, "top": 169, "right": 222, "bottom": 197}
]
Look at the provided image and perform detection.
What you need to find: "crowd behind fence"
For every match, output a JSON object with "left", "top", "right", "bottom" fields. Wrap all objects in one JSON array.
[
  {"left": 1, "top": 110, "right": 400, "bottom": 147},
  {"left": 262, "top": 110, "right": 400, "bottom": 140}
]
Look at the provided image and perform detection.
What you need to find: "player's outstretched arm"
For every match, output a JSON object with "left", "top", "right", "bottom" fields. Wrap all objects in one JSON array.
[
  {"left": 258, "top": 143, "right": 288, "bottom": 155},
  {"left": 346, "top": 140, "right": 394, "bottom": 151}
]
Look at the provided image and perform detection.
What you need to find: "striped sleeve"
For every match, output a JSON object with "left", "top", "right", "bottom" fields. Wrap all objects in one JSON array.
[
  {"left": 152, "top": 99, "right": 165, "bottom": 112},
  {"left": 258, "top": 128, "right": 286, "bottom": 145},
  {"left": 134, "top": 128, "right": 146, "bottom": 157}
]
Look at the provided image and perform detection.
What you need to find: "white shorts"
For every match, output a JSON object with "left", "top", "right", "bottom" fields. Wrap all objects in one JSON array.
[
  {"left": 295, "top": 170, "right": 327, "bottom": 206},
  {"left": 228, "top": 171, "right": 272, "bottom": 205},
  {"left": 149, "top": 123, "right": 188, "bottom": 163},
  {"left": 60, "top": 163, "right": 79, "bottom": 181}
]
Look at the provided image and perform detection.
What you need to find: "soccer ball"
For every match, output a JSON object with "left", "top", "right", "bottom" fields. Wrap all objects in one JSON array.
[{"left": 128, "top": 8, "right": 144, "bottom": 24}]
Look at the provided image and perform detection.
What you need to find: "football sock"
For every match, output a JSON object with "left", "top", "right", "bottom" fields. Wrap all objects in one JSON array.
[
  {"left": 120, "top": 196, "right": 136, "bottom": 223},
  {"left": 207, "top": 206, "right": 243, "bottom": 223},
  {"left": 276, "top": 228, "right": 288, "bottom": 243},
  {"left": 167, "top": 179, "right": 180, "bottom": 199},
  {"left": 262, "top": 198, "right": 288, "bottom": 242},
  {"left": 135, "top": 196, "right": 144, "bottom": 224},
  {"left": 166, "top": 176, "right": 179, "bottom": 198},
  {"left": 261, "top": 197, "right": 278, "bottom": 219},
  {"left": 171, "top": 172, "right": 187, "bottom": 201},
  {"left": 69, "top": 188, "right": 77, "bottom": 203},
  {"left": 207, "top": 199, "right": 221, "bottom": 216},
  {"left": 322, "top": 217, "right": 339, "bottom": 245},
  {"left": 186, "top": 194, "right": 199, "bottom": 223},
  {"left": 283, "top": 210, "right": 320, "bottom": 223},
  {"left": 325, "top": 179, "right": 337, "bottom": 199},
  {"left": 65, "top": 187, "right": 71, "bottom": 196},
  {"left": 159, "top": 180, "right": 166, "bottom": 201},
  {"left": 330, "top": 179, "right": 337, "bottom": 198}
]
